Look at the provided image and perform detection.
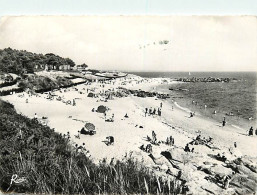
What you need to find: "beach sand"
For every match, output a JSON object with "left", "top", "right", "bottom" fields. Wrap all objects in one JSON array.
[{"left": 2, "top": 74, "right": 257, "bottom": 194}]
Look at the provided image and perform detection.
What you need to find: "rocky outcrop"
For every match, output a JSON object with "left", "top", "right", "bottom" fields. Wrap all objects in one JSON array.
[{"left": 175, "top": 77, "right": 236, "bottom": 83}]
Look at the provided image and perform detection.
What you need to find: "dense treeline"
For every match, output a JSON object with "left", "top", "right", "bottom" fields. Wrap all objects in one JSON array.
[
  {"left": 0, "top": 48, "right": 76, "bottom": 75},
  {"left": 0, "top": 100, "right": 180, "bottom": 194}
]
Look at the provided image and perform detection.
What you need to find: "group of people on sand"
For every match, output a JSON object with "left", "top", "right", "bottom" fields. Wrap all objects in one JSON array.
[
  {"left": 190, "top": 134, "right": 213, "bottom": 146},
  {"left": 184, "top": 143, "right": 194, "bottom": 153},
  {"left": 104, "top": 136, "right": 115, "bottom": 146},
  {"left": 139, "top": 143, "right": 153, "bottom": 153},
  {"left": 140, "top": 131, "right": 160, "bottom": 153},
  {"left": 140, "top": 125, "right": 237, "bottom": 191},
  {"left": 145, "top": 106, "right": 162, "bottom": 117},
  {"left": 104, "top": 112, "right": 114, "bottom": 122},
  {"left": 141, "top": 131, "right": 176, "bottom": 153},
  {"left": 165, "top": 136, "right": 175, "bottom": 146},
  {"left": 143, "top": 131, "right": 160, "bottom": 147}
]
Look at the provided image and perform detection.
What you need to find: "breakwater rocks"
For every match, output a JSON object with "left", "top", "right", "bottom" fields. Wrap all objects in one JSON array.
[
  {"left": 118, "top": 87, "right": 170, "bottom": 99},
  {"left": 175, "top": 77, "right": 236, "bottom": 83}
]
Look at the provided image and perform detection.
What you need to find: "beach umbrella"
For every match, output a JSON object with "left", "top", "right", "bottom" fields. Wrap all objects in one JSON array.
[
  {"left": 97, "top": 105, "right": 107, "bottom": 113},
  {"left": 84, "top": 123, "right": 95, "bottom": 131}
]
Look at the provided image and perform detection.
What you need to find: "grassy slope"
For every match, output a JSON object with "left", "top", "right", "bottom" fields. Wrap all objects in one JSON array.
[{"left": 0, "top": 99, "right": 180, "bottom": 194}]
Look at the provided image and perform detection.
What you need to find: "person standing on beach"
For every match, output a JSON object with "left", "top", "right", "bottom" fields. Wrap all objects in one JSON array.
[
  {"left": 160, "top": 102, "right": 163, "bottom": 108},
  {"left": 158, "top": 108, "right": 162, "bottom": 116},
  {"left": 104, "top": 112, "right": 107, "bottom": 120},
  {"left": 77, "top": 130, "right": 80, "bottom": 139},
  {"left": 222, "top": 117, "right": 226, "bottom": 127},
  {"left": 153, "top": 108, "right": 156, "bottom": 115},
  {"left": 184, "top": 144, "right": 190, "bottom": 152},
  {"left": 149, "top": 107, "right": 152, "bottom": 115},
  {"left": 152, "top": 131, "right": 157, "bottom": 144},
  {"left": 145, "top": 108, "right": 148, "bottom": 117},
  {"left": 248, "top": 127, "right": 253, "bottom": 136},
  {"left": 223, "top": 175, "right": 231, "bottom": 189}
]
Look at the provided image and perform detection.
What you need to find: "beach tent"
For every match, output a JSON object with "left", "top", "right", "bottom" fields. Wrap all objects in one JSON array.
[
  {"left": 87, "top": 92, "right": 94, "bottom": 97},
  {"left": 97, "top": 105, "right": 107, "bottom": 113}
]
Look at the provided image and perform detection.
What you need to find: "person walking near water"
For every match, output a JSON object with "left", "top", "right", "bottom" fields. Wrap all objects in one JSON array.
[
  {"left": 248, "top": 127, "right": 253, "bottom": 136},
  {"left": 222, "top": 117, "right": 226, "bottom": 127}
]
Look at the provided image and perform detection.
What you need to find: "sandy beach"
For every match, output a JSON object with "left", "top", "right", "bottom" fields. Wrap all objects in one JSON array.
[{"left": 2, "top": 74, "right": 257, "bottom": 194}]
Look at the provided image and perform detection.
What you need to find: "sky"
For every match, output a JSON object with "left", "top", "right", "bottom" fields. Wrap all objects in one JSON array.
[
  {"left": 0, "top": 0, "right": 257, "bottom": 16},
  {"left": 0, "top": 1, "right": 256, "bottom": 71}
]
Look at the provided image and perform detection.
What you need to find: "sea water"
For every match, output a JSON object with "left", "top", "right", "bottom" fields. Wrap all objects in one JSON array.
[{"left": 128, "top": 72, "right": 257, "bottom": 129}]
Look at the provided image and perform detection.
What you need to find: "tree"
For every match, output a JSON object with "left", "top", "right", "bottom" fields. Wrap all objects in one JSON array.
[
  {"left": 80, "top": 63, "right": 88, "bottom": 68},
  {"left": 65, "top": 58, "right": 76, "bottom": 67},
  {"left": 0, "top": 48, "right": 79, "bottom": 75},
  {"left": 163, "top": 40, "right": 169, "bottom": 44}
]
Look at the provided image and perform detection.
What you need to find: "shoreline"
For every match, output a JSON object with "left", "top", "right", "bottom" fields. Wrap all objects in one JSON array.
[
  {"left": 1, "top": 74, "right": 257, "bottom": 194},
  {"left": 154, "top": 82, "right": 256, "bottom": 131}
]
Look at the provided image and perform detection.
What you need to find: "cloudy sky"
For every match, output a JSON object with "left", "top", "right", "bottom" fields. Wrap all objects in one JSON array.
[{"left": 0, "top": 15, "right": 256, "bottom": 71}]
